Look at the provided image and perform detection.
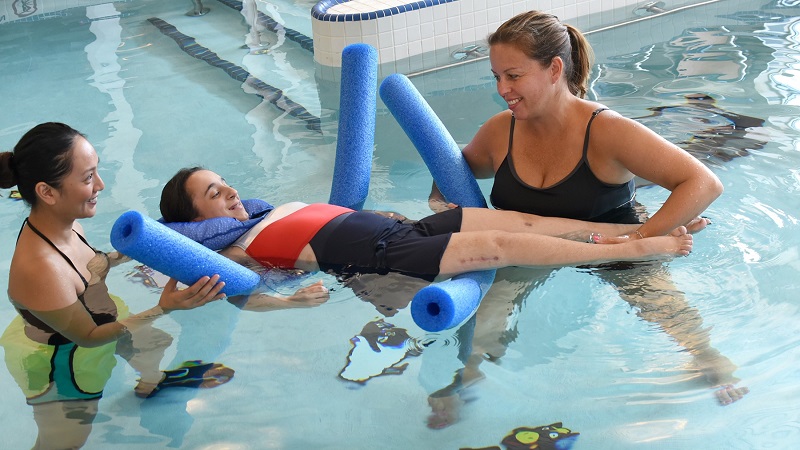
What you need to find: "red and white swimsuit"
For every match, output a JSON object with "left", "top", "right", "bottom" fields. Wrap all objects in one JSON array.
[{"left": 232, "top": 202, "right": 352, "bottom": 269}]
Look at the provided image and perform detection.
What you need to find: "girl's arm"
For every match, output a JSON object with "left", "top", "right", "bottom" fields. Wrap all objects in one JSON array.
[
  {"left": 218, "top": 246, "right": 329, "bottom": 311},
  {"left": 227, "top": 280, "right": 329, "bottom": 311}
]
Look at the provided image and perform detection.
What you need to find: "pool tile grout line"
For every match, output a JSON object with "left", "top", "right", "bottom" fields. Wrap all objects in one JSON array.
[{"left": 147, "top": 16, "right": 321, "bottom": 132}]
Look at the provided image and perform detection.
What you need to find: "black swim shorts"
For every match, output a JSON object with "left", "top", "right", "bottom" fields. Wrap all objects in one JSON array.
[{"left": 309, "top": 207, "right": 462, "bottom": 281}]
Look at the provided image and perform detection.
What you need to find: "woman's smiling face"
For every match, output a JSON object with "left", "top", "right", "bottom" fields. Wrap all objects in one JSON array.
[
  {"left": 186, "top": 170, "right": 249, "bottom": 222},
  {"left": 490, "top": 43, "right": 559, "bottom": 119},
  {"left": 50, "top": 136, "right": 104, "bottom": 219}
]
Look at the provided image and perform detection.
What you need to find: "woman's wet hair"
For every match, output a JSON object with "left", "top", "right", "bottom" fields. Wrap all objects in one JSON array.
[
  {"left": 160, "top": 166, "right": 205, "bottom": 222},
  {"left": 488, "top": 11, "right": 594, "bottom": 98},
  {"left": 0, "top": 122, "right": 85, "bottom": 206}
]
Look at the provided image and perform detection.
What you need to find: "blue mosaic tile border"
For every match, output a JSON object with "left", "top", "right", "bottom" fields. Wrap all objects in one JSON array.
[{"left": 311, "top": 0, "right": 458, "bottom": 22}]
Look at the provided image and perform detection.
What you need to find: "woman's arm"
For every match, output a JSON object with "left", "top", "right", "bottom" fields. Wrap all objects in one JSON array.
[
  {"left": 596, "top": 113, "right": 724, "bottom": 237},
  {"left": 461, "top": 111, "right": 512, "bottom": 179},
  {"left": 13, "top": 267, "right": 224, "bottom": 348}
]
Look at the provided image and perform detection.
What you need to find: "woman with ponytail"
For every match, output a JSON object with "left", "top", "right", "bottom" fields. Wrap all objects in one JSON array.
[
  {"left": 425, "top": 11, "right": 744, "bottom": 429},
  {"left": 431, "top": 11, "right": 723, "bottom": 230}
]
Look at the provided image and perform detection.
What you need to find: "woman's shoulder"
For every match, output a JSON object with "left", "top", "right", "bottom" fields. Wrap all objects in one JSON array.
[
  {"left": 469, "top": 110, "right": 514, "bottom": 150},
  {"left": 9, "top": 241, "right": 81, "bottom": 311},
  {"left": 483, "top": 109, "right": 514, "bottom": 129}
]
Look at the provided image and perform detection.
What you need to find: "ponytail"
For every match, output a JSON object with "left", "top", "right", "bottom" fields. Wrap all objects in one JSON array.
[
  {"left": 489, "top": 11, "right": 593, "bottom": 98},
  {"left": 0, "top": 151, "right": 16, "bottom": 189},
  {"left": 565, "top": 24, "right": 593, "bottom": 98}
]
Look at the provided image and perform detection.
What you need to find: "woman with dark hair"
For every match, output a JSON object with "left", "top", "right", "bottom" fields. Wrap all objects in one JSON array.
[
  {"left": 160, "top": 167, "right": 693, "bottom": 282},
  {"left": 0, "top": 123, "right": 232, "bottom": 449}
]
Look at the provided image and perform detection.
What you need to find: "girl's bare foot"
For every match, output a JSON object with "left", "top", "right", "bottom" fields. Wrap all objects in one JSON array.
[
  {"left": 692, "top": 350, "right": 750, "bottom": 405},
  {"left": 427, "top": 394, "right": 464, "bottom": 429},
  {"left": 715, "top": 384, "right": 750, "bottom": 405},
  {"left": 620, "top": 227, "right": 692, "bottom": 258},
  {"left": 594, "top": 224, "right": 696, "bottom": 245}
]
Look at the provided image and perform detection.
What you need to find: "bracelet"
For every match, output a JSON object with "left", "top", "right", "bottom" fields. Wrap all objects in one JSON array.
[{"left": 634, "top": 230, "right": 645, "bottom": 239}]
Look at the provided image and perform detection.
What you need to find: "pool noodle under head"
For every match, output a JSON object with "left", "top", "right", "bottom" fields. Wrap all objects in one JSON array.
[
  {"left": 328, "top": 43, "right": 378, "bottom": 211},
  {"left": 160, "top": 199, "right": 273, "bottom": 251},
  {"left": 111, "top": 211, "right": 259, "bottom": 297},
  {"left": 379, "top": 72, "right": 496, "bottom": 332}
]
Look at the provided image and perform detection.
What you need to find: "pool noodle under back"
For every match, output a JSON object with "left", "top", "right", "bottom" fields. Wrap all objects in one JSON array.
[
  {"left": 380, "top": 73, "right": 496, "bottom": 332},
  {"left": 111, "top": 210, "right": 260, "bottom": 297},
  {"left": 328, "top": 43, "right": 377, "bottom": 210}
]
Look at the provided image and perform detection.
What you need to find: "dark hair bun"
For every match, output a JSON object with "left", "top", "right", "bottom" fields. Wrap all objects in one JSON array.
[{"left": 0, "top": 152, "right": 16, "bottom": 189}]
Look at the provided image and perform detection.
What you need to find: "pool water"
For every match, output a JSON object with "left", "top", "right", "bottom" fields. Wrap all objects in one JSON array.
[{"left": 1, "top": 0, "right": 799, "bottom": 449}]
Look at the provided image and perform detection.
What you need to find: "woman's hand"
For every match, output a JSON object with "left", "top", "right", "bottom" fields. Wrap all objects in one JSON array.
[
  {"left": 429, "top": 198, "right": 459, "bottom": 213},
  {"left": 368, "top": 210, "right": 409, "bottom": 222},
  {"left": 107, "top": 251, "right": 132, "bottom": 267},
  {"left": 429, "top": 182, "right": 460, "bottom": 213},
  {"left": 158, "top": 275, "right": 226, "bottom": 312},
  {"left": 685, "top": 216, "right": 711, "bottom": 234}
]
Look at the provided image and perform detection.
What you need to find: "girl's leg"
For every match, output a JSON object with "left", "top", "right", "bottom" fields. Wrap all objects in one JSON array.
[
  {"left": 438, "top": 229, "right": 692, "bottom": 276},
  {"left": 459, "top": 208, "right": 638, "bottom": 240}
]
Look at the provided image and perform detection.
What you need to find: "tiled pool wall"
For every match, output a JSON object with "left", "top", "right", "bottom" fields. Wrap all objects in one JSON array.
[
  {"left": 0, "top": 0, "right": 129, "bottom": 23},
  {"left": 312, "top": 0, "right": 715, "bottom": 79}
]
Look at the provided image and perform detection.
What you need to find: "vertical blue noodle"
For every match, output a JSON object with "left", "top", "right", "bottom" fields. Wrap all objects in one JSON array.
[
  {"left": 379, "top": 73, "right": 496, "bottom": 332},
  {"left": 328, "top": 44, "right": 378, "bottom": 210}
]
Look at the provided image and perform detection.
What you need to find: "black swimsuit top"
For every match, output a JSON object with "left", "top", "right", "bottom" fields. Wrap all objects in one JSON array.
[
  {"left": 490, "top": 108, "right": 638, "bottom": 223},
  {"left": 14, "top": 219, "right": 117, "bottom": 346}
]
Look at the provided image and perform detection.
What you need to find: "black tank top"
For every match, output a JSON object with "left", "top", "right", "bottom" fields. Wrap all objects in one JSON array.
[
  {"left": 490, "top": 108, "right": 638, "bottom": 223},
  {"left": 14, "top": 219, "right": 117, "bottom": 346}
]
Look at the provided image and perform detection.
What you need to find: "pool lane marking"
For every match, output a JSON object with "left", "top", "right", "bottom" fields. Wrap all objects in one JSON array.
[{"left": 147, "top": 17, "right": 321, "bottom": 132}]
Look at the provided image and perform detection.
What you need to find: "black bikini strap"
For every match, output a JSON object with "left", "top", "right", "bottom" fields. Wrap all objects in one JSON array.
[
  {"left": 582, "top": 108, "right": 609, "bottom": 158},
  {"left": 507, "top": 114, "right": 516, "bottom": 154},
  {"left": 21, "top": 218, "right": 90, "bottom": 287}
]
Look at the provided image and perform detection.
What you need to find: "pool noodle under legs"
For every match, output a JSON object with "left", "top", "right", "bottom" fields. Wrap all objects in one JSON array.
[{"left": 380, "top": 73, "right": 496, "bottom": 332}]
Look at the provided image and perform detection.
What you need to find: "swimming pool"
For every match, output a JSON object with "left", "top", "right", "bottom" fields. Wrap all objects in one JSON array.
[{"left": 1, "top": 0, "right": 799, "bottom": 448}]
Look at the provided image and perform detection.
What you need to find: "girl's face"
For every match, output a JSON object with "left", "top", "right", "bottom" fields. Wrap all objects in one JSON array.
[
  {"left": 490, "top": 43, "right": 560, "bottom": 119},
  {"left": 50, "top": 136, "right": 104, "bottom": 219},
  {"left": 186, "top": 169, "right": 249, "bottom": 222}
]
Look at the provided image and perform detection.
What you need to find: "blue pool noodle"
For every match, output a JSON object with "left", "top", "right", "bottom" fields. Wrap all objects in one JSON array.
[
  {"left": 379, "top": 73, "right": 487, "bottom": 209},
  {"left": 380, "top": 73, "right": 496, "bottom": 332},
  {"left": 328, "top": 43, "right": 378, "bottom": 210},
  {"left": 111, "top": 211, "right": 260, "bottom": 297}
]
